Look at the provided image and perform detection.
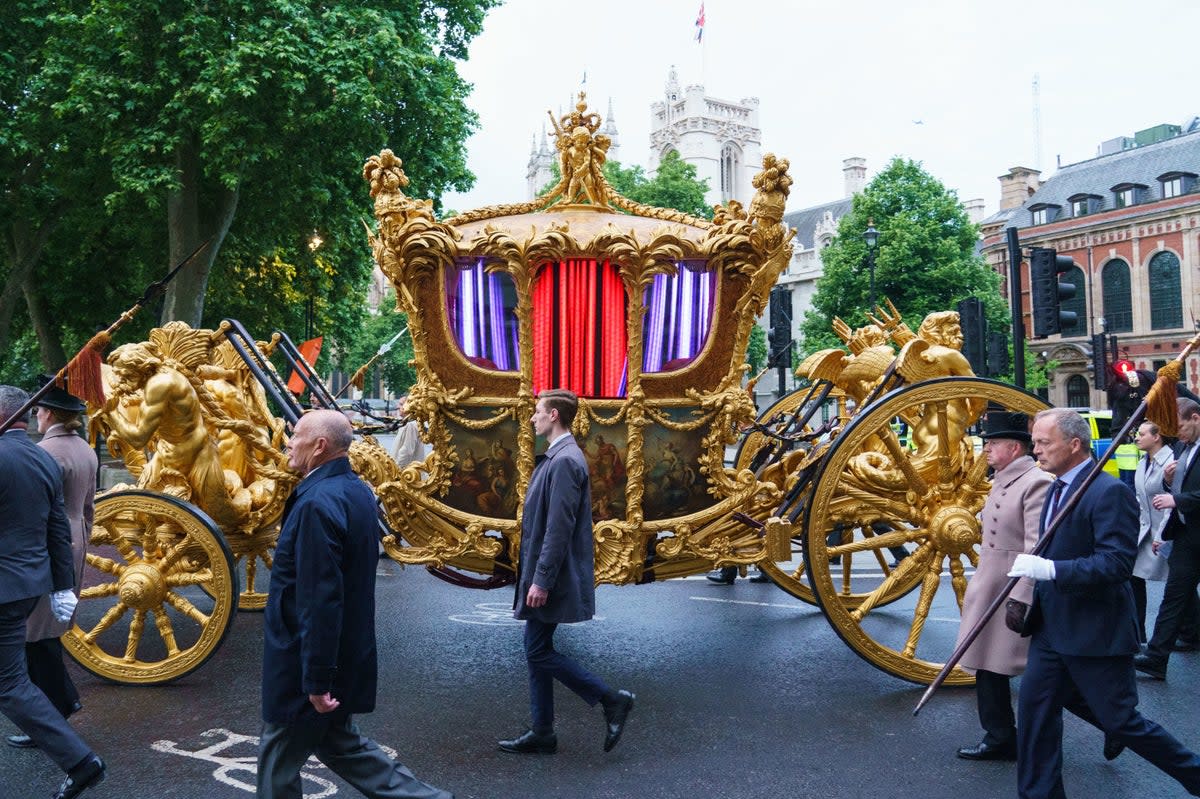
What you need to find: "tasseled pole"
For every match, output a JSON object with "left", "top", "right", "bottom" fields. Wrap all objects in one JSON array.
[
  {"left": 63, "top": 330, "right": 113, "bottom": 407},
  {"left": 1146, "top": 361, "right": 1183, "bottom": 437}
]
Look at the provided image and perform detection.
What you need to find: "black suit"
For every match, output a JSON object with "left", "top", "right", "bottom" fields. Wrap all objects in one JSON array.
[
  {"left": 0, "top": 428, "right": 93, "bottom": 773},
  {"left": 1017, "top": 466, "right": 1200, "bottom": 798},
  {"left": 1143, "top": 440, "right": 1200, "bottom": 667}
]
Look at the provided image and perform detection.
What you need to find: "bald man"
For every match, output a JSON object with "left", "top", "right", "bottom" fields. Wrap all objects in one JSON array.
[{"left": 257, "top": 410, "right": 452, "bottom": 799}]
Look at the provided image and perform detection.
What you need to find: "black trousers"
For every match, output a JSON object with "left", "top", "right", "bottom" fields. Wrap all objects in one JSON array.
[
  {"left": 0, "top": 598, "right": 91, "bottom": 773},
  {"left": 975, "top": 669, "right": 1016, "bottom": 747},
  {"left": 1146, "top": 532, "right": 1200, "bottom": 664},
  {"left": 26, "top": 637, "right": 80, "bottom": 719},
  {"left": 1017, "top": 637, "right": 1200, "bottom": 798},
  {"left": 257, "top": 714, "right": 451, "bottom": 799}
]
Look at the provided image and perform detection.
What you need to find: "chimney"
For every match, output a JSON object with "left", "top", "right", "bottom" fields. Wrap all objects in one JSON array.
[
  {"left": 843, "top": 157, "right": 867, "bottom": 197},
  {"left": 997, "top": 166, "right": 1042, "bottom": 211},
  {"left": 963, "top": 198, "right": 985, "bottom": 224}
]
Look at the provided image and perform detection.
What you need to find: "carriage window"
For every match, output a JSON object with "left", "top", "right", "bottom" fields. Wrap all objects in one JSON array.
[
  {"left": 531, "top": 259, "right": 628, "bottom": 398},
  {"left": 446, "top": 258, "right": 520, "bottom": 371},
  {"left": 642, "top": 262, "right": 717, "bottom": 374}
]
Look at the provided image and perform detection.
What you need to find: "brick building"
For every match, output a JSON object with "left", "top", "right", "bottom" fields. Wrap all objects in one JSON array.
[{"left": 979, "top": 121, "right": 1200, "bottom": 408}]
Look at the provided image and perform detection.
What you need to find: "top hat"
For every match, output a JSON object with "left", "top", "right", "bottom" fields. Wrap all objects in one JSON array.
[
  {"left": 35, "top": 374, "right": 87, "bottom": 414},
  {"left": 979, "top": 411, "right": 1031, "bottom": 443}
]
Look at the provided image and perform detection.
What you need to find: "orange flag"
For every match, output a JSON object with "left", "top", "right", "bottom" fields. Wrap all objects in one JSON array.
[{"left": 287, "top": 336, "right": 323, "bottom": 395}]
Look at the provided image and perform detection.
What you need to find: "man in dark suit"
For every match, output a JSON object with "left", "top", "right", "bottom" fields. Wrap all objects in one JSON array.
[
  {"left": 1011, "top": 408, "right": 1200, "bottom": 798},
  {"left": 257, "top": 409, "right": 451, "bottom": 799},
  {"left": 499, "top": 389, "right": 634, "bottom": 755},
  {"left": 1135, "top": 397, "right": 1200, "bottom": 680},
  {"left": 0, "top": 386, "right": 105, "bottom": 799}
]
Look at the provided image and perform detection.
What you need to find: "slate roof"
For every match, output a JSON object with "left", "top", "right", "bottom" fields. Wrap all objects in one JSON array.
[
  {"left": 783, "top": 196, "right": 853, "bottom": 249},
  {"left": 1008, "top": 128, "right": 1200, "bottom": 229}
]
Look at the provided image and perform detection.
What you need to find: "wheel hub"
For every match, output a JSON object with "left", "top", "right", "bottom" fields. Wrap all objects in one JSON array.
[
  {"left": 118, "top": 563, "right": 167, "bottom": 610},
  {"left": 927, "top": 504, "right": 979, "bottom": 556}
]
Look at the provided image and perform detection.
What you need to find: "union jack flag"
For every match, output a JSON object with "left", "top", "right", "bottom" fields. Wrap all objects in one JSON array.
[{"left": 695, "top": 2, "right": 705, "bottom": 42}]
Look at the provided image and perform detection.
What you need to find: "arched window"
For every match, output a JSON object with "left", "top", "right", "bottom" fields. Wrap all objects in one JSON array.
[
  {"left": 720, "top": 143, "right": 740, "bottom": 203},
  {"left": 1148, "top": 251, "right": 1182, "bottom": 330},
  {"left": 1060, "top": 265, "right": 1088, "bottom": 336},
  {"left": 1066, "top": 374, "right": 1090, "bottom": 408},
  {"left": 1101, "top": 259, "right": 1132, "bottom": 333}
]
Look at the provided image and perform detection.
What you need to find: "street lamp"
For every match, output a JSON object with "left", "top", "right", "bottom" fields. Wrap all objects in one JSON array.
[{"left": 863, "top": 218, "right": 879, "bottom": 311}]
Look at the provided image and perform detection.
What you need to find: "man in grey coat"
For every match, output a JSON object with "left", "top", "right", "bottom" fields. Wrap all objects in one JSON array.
[{"left": 500, "top": 389, "right": 634, "bottom": 755}]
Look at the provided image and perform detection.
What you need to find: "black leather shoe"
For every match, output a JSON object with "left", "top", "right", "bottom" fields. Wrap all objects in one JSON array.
[
  {"left": 1172, "top": 638, "right": 1200, "bottom": 652},
  {"left": 6, "top": 734, "right": 34, "bottom": 749},
  {"left": 956, "top": 740, "right": 1016, "bottom": 761},
  {"left": 1103, "top": 735, "right": 1125, "bottom": 761},
  {"left": 705, "top": 569, "right": 736, "bottom": 585},
  {"left": 54, "top": 754, "right": 105, "bottom": 799},
  {"left": 602, "top": 689, "right": 635, "bottom": 752},
  {"left": 1133, "top": 654, "right": 1167, "bottom": 680},
  {"left": 497, "top": 730, "right": 556, "bottom": 754},
  {"left": 748, "top": 570, "right": 772, "bottom": 583}
]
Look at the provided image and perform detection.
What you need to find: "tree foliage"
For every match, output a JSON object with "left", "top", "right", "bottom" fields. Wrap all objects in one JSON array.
[
  {"left": 340, "top": 304, "right": 416, "bottom": 396},
  {"left": 603, "top": 152, "right": 713, "bottom": 219},
  {"left": 800, "top": 158, "right": 1005, "bottom": 355},
  {"left": 1, "top": 0, "right": 495, "bottom": 384}
]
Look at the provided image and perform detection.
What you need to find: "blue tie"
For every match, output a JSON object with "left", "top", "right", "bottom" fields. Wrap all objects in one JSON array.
[{"left": 1047, "top": 479, "right": 1067, "bottom": 519}]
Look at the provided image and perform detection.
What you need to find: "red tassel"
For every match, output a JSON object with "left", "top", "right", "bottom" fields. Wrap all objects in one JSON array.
[{"left": 65, "top": 331, "right": 111, "bottom": 407}]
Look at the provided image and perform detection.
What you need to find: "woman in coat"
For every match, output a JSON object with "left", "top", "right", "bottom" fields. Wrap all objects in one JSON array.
[
  {"left": 7, "top": 377, "right": 97, "bottom": 750},
  {"left": 1131, "top": 420, "right": 1197, "bottom": 645}
]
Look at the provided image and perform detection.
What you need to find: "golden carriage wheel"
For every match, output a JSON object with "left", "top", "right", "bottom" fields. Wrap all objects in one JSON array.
[
  {"left": 803, "top": 377, "right": 1049, "bottom": 685},
  {"left": 734, "top": 386, "right": 922, "bottom": 609},
  {"left": 63, "top": 491, "right": 239, "bottom": 685}
]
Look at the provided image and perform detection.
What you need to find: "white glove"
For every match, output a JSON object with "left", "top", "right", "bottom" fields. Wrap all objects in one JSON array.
[
  {"left": 1008, "top": 553, "right": 1056, "bottom": 581},
  {"left": 50, "top": 590, "right": 78, "bottom": 623}
]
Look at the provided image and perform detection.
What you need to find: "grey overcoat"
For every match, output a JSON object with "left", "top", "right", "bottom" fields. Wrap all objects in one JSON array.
[
  {"left": 956, "top": 454, "right": 1051, "bottom": 675},
  {"left": 26, "top": 425, "right": 97, "bottom": 641},
  {"left": 513, "top": 434, "right": 596, "bottom": 624},
  {"left": 1132, "top": 445, "right": 1172, "bottom": 581}
]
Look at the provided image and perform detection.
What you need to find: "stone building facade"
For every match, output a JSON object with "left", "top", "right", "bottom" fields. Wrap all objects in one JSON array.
[{"left": 979, "top": 120, "right": 1200, "bottom": 408}]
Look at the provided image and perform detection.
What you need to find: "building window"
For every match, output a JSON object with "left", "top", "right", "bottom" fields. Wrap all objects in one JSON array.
[
  {"left": 1101, "top": 259, "right": 1132, "bottom": 333},
  {"left": 1061, "top": 265, "right": 1087, "bottom": 336},
  {"left": 1162, "top": 177, "right": 1182, "bottom": 198},
  {"left": 1066, "top": 374, "right": 1090, "bottom": 408},
  {"left": 720, "top": 143, "right": 740, "bottom": 203},
  {"left": 1031, "top": 208, "right": 1048, "bottom": 226},
  {"left": 1148, "top": 251, "right": 1182, "bottom": 330},
  {"left": 1071, "top": 198, "right": 1089, "bottom": 217},
  {"left": 1114, "top": 188, "right": 1135, "bottom": 208}
]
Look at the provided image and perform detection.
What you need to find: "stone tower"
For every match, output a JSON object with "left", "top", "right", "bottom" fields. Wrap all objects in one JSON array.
[{"left": 648, "top": 66, "right": 763, "bottom": 209}]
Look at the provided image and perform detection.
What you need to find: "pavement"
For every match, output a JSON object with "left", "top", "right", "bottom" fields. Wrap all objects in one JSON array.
[{"left": 3, "top": 563, "right": 1199, "bottom": 799}]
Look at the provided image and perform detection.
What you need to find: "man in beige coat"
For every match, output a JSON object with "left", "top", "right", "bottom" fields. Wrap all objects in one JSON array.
[{"left": 955, "top": 412, "right": 1051, "bottom": 761}]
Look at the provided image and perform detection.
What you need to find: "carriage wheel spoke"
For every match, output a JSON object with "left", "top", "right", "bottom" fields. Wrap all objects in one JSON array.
[
  {"left": 902, "top": 556, "right": 946, "bottom": 657},
  {"left": 166, "top": 569, "right": 215, "bottom": 587},
  {"left": 124, "top": 610, "right": 147, "bottom": 662},
  {"left": 80, "top": 582, "right": 121, "bottom": 600},
  {"left": 850, "top": 542, "right": 933, "bottom": 622},
  {"left": 164, "top": 591, "right": 211, "bottom": 627},
  {"left": 949, "top": 559, "right": 969, "bottom": 611},
  {"left": 84, "top": 601, "right": 129, "bottom": 643},
  {"left": 85, "top": 553, "right": 124, "bottom": 577},
  {"left": 151, "top": 609, "right": 181, "bottom": 656}
]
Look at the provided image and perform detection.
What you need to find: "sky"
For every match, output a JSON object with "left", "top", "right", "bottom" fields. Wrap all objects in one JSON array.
[{"left": 437, "top": 0, "right": 1199, "bottom": 218}]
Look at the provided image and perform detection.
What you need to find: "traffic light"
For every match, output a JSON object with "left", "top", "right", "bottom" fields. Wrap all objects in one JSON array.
[
  {"left": 987, "top": 331, "right": 1010, "bottom": 377},
  {"left": 1030, "top": 246, "right": 1079, "bottom": 338},
  {"left": 1091, "top": 333, "right": 1109, "bottom": 391},
  {"left": 956, "top": 297, "right": 986, "bottom": 375},
  {"left": 1112, "top": 358, "right": 1135, "bottom": 384},
  {"left": 768, "top": 285, "right": 792, "bottom": 365}
]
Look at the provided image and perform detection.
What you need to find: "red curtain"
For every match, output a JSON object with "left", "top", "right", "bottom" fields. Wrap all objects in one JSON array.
[{"left": 532, "top": 259, "right": 627, "bottom": 397}]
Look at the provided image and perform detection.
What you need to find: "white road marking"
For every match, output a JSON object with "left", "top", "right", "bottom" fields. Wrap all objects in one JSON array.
[
  {"left": 449, "top": 601, "right": 605, "bottom": 625},
  {"left": 689, "top": 596, "right": 806, "bottom": 609}
]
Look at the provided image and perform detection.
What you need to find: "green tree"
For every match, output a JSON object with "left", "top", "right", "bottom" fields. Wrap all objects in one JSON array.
[
  {"left": 746, "top": 324, "right": 767, "bottom": 372},
  {"left": 39, "top": 0, "right": 495, "bottom": 328},
  {"left": 340, "top": 305, "right": 415, "bottom": 396},
  {"left": 800, "top": 158, "right": 1005, "bottom": 355},
  {"left": 604, "top": 153, "right": 713, "bottom": 219}
]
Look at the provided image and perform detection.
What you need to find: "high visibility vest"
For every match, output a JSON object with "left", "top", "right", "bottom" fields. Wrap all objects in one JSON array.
[{"left": 1115, "top": 443, "right": 1140, "bottom": 473}]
